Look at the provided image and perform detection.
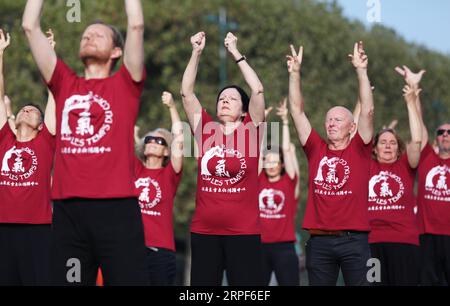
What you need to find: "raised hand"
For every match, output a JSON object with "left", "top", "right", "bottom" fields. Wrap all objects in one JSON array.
[
  {"left": 349, "top": 41, "right": 368, "bottom": 70},
  {"left": 276, "top": 98, "right": 289, "bottom": 123},
  {"left": 46, "top": 28, "right": 56, "bottom": 49},
  {"left": 190, "top": 31, "right": 206, "bottom": 54},
  {"left": 0, "top": 29, "right": 11, "bottom": 53},
  {"left": 286, "top": 44, "right": 303, "bottom": 73},
  {"left": 224, "top": 32, "right": 238, "bottom": 54},
  {"left": 161, "top": 91, "right": 175, "bottom": 108},
  {"left": 395, "top": 65, "right": 426, "bottom": 87},
  {"left": 264, "top": 106, "right": 273, "bottom": 120},
  {"left": 403, "top": 84, "right": 422, "bottom": 104}
]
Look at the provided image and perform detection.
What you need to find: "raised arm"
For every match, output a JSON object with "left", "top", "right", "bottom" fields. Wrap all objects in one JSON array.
[
  {"left": 4, "top": 96, "right": 16, "bottom": 134},
  {"left": 224, "top": 33, "right": 265, "bottom": 124},
  {"left": 124, "top": 0, "right": 145, "bottom": 82},
  {"left": 22, "top": 0, "right": 57, "bottom": 83},
  {"left": 287, "top": 44, "right": 311, "bottom": 146},
  {"left": 0, "top": 29, "right": 10, "bottom": 129},
  {"left": 44, "top": 29, "right": 56, "bottom": 135},
  {"left": 258, "top": 106, "right": 273, "bottom": 175},
  {"left": 162, "top": 91, "right": 183, "bottom": 174},
  {"left": 277, "top": 98, "right": 297, "bottom": 179},
  {"left": 290, "top": 143, "right": 301, "bottom": 199},
  {"left": 395, "top": 66, "right": 428, "bottom": 149},
  {"left": 180, "top": 32, "right": 204, "bottom": 132},
  {"left": 349, "top": 41, "right": 374, "bottom": 144},
  {"left": 403, "top": 85, "right": 422, "bottom": 168}
]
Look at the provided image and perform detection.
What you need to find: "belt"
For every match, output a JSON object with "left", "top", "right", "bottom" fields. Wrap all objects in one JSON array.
[{"left": 309, "top": 229, "right": 359, "bottom": 236}]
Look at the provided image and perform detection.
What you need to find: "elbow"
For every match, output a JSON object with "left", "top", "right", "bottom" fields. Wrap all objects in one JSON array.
[
  {"left": 252, "top": 85, "right": 264, "bottom": 96},
  {"left": 128, "top": 22, "right": 144, "bottom": 33}
]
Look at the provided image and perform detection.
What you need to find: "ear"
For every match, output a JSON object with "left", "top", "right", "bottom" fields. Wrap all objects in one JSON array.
[
  {"left": 111, "top": 47, "right": 123, "bottom": 60},
  {"left": 349, "top": 122, "right": 357, "bottom": 135},
  {"left": 164, "top": 147, "right": 170, "bottom": 157},
  {"left": 38, "top": 123, "right": 44, "bottom": 131}
]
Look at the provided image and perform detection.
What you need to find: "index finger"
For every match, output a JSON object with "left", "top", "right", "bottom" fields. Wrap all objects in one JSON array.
[{"left": 290, "top": 44, "right": 297, "bottom": 57}]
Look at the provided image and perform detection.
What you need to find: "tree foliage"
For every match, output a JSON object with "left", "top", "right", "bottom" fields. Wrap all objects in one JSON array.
[{"left": 2, "top": 0, "right": 449, "bottom": 242}]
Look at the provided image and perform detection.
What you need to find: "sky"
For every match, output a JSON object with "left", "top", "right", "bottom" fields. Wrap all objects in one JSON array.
[{"left": 333, "top": 0, "right": 450, "bottom": 55}]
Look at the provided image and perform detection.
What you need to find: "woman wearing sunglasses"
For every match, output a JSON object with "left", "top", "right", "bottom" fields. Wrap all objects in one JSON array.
[
  {"left": 181, "top": 31, "right": 265, "bottom": 286},
  {"left": 395, "top": 66, "right": 450, "bottom": 285},
  {"left": 133, "top": 91, "right": 183, "bottom": 285}
]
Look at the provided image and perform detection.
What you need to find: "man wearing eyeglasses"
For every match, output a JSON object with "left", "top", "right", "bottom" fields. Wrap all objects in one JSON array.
[{"left": 396, "top": 66, "right": 450, "bottom": 285}]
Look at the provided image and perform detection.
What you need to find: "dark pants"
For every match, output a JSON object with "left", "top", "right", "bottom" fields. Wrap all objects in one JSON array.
[
  {"left": 0, "top": 224, "right": 52, "bottom": 286},
  {"left": 146, "top": 247, "right": 176, "bottom": 286},
  {"left": 51, "top": 198, "right": 149, "bottom": 286},
  {"left": 190, "top": 233, "right": 264, "bottom": 286},
  {"left": 305, "top": 232, "right": 371, "bottom": 286},
  {"left": 420, "top": 234, "right": 450, "bottom": 286},
  {"left": 370, "top": 243, "right": 420, "bottom": 286},
  {"left": 262, "top": 242, "right": 299, "bottom": 286}
]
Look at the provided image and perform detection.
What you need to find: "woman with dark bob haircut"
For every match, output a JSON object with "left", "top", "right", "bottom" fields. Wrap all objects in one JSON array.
[{"left": 181, "top": 31, "right": 265, "bottom": 286}]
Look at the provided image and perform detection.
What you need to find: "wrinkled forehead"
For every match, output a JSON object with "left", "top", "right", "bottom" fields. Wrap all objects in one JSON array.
[
  {"left": 378, "top": 131, "right": 397, "bottom": 142},
  {"left": 219, "top": 88, "right": 241, "bottom": 100},
  {"left": 437, "top": 123, "right": 450, "bottom": 131},
  {"left": 326, "top": 107, "right": 353, "bottom": 121},
  {"left": 82, "top": 24, "right": 113, "bottom": 38}
]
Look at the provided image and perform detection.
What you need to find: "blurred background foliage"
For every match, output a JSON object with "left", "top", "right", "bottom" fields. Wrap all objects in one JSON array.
[{"left": 1, "top": 0, "right": 449, "bottom": 253}]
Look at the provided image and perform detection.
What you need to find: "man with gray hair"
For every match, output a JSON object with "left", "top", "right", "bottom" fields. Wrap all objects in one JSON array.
[{"left": 287, "top": 41, "right": 374, "bottom": 286}]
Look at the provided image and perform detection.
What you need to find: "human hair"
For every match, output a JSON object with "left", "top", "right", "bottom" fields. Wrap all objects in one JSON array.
[
  {"left": 22, "top": 103, "right": 44, "bottom": 124},
  {"left": 88, "top": 21, "right": 125, "bottom": 70},
  {"left": 142, "top": 128, "right": 173, "bottom": 167},
  {"left": 216, "top": 85, "right": 250, "bottom": 113},
  {"left": 263, "top": 145, "right": 286, "bottom": 176},
  {"left": 372, "top": 128, "right": 406, "bottom": 161}
]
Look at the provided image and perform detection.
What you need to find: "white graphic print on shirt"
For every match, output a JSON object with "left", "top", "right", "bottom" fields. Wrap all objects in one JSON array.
[
  {"left": 1, "top": 146, "right": 38, "bottom": 186},
  {"left": 259, "top": 188, "right": 286, "bottom": 219},
  {"left": 424, "top": 165, "right": 450, "bottom": 202},
  {"left": 60, "top": 92, "right": 113, "bottom": 154}
]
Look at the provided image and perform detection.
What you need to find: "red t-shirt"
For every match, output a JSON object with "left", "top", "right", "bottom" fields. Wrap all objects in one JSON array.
[
  {"left": 47, "top": 59, "right": 145, "bottom": 200},
  {"left": 0, "top": 124, "right": 55, "bottom": 224},
  {"left": 134, "top": 158, "right": 182, "bottom": 251},
  {"left": 191, "top": 109, "right": 262, "bottom": 235},
  {"left": 302, "top": 129, "right": 371, "bottom": 231},
  {"left": 367, "top": 154, "right": 419, "bottom": 245},
  {"left": 258, "top": 172, "right": 299, "bottom": 243},
  {"left": 417, "top": 143, "right": 450, "bottom": 236}
]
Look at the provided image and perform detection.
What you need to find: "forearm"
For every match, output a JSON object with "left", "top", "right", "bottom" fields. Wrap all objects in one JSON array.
[
  {"left": 181, "top": 51, "right": 201, "bottom": 98},
  {"left": 289, "top": 72, "right": 304, "bottom": 115},
  {"left": 169, "top": 106, "right": 182, "bottom": 135},
  {"left": 22, "top": 0, "right": 43, "bottom": 31},
  {"left": 229, "top": 50, "right": 263, "bottom": 94},
  {"left": 125, "top": 0, "right": 144, "bottom": 27},
  {"left": 0, "top": 52, "right": 4, "bottom": 99},
  {"left": 407, "top": 100, "right": 422, "bottom": 144},
  {"left": 44, "top": 90, "right": 56, "bottom": 135},
  {"left": 356, "top": 68, "right": 374, "bottom": 115},
  {"left": 282, "top": 122, "right": 290, "bottom": 151}
]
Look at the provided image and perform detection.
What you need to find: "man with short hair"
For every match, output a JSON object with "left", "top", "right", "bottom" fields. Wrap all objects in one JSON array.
[
  {"left": 22, "top": 0, "right": 148, "bottom": 285},
  {"left": 0, "top": 29, "right": 55, "bottom": 285},
  {"left": 287, "top": 42, "right": 374, "bottom": 286}
]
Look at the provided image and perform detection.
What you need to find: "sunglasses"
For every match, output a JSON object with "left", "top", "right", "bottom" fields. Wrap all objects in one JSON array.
[
  {"left": 144, "top": 135, "right": 168, "bottom": 146},
  {"left": 437, "top": 129, "right": 450, "bottom": 136}
]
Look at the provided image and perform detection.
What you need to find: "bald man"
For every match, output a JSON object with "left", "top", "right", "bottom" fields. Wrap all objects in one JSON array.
[{"left": 286, "top": 42, "right": 374, "bottom": 286}]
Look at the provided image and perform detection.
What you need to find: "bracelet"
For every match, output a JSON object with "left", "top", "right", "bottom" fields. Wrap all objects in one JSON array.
[{"left": 235, "top": 56, "right": 246, "bottom": 64}]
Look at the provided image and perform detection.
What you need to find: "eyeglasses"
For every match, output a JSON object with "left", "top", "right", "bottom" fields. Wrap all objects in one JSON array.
[
  {"left": 437, "top": 129, "right": 450, "bottom": 136},
  {"left": 144, "top": 136, "right": 168, "bottom": 146}
]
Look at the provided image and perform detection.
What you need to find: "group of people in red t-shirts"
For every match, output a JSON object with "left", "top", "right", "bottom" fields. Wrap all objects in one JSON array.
[{"left": 0, "top": 0, "right": 449, "bottom": 287}]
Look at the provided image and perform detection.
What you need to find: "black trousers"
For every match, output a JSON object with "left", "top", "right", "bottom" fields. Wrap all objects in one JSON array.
[
  {"left": 420, "top": 234, "right": 450, "bottom": 286},
  {"left": 146, "top": 247, "right": 176, "bottom": 286},
  {"left": 190, "top": 233, "right": 264, "bottom": 286},
  {"left": 370, "top": 242, "right": 420, "bottom": 286},
  {"left": 305, "top": 232, "right": 371, "bottom": 286},
  {"left": 262, "top": 242, "right": 300, "bottom": 286},
  {"left": 51, "top": 198, "right": 149, "bottom": 286},
  {"left": 0, "top": 224, "right": 52, "bottom": 286}
]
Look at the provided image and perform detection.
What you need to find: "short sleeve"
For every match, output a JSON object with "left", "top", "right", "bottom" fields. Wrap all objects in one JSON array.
[
  {"left": 46, "top": 58, "right": 76, "bottom": 100},
  {"left": 116, "top": 65, "right": 146, "bottom": 98}
]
